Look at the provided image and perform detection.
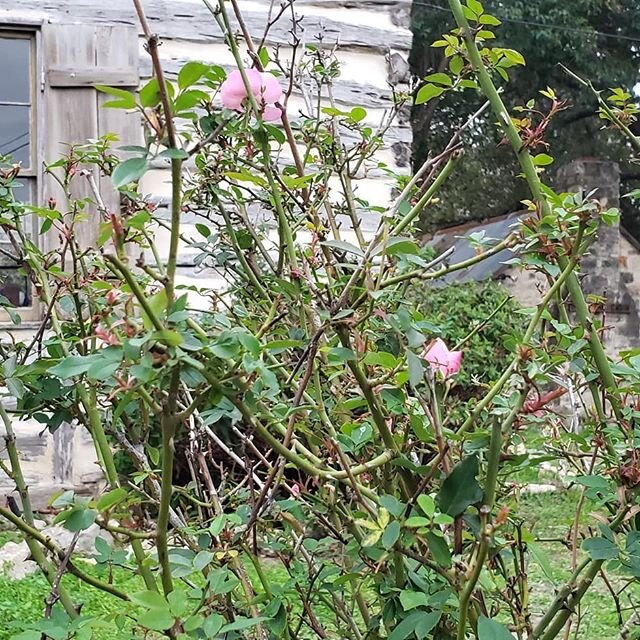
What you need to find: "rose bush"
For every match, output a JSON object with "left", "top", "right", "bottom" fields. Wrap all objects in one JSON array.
[{"left": 0, "top": 1, "right": 639, "bottom": 639}]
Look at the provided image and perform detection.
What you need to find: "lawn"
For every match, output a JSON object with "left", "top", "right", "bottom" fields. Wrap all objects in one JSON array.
[
  {"left": 521, "top": 490, "right": 640, "bottom": 639},
  {"left": 0, "top": 491, "right": 637, "bottom": 639}
]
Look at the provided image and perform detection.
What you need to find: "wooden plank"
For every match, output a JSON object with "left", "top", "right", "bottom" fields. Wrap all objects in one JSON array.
[
  {"left": 48, "top": 68, "right": 139, "bottom": 87},
  {"left": 43, "top": 23, "right": 99, "bottom": 251},
  {"left": 53, "top": 424, "right": 74, "bottom": 483},
  {"left": 298, "top": 0, "right": 411, "bottom": 7},
  {"left": 13, "top": 1, "right": 412, "bottom": 51},
  {"left": 43, "top": 23, "right": 139, "bottom": 250},
  {"left": 95, "top": 24, "right": 141, "bottom": 216},
  {"left": 0, "top": 13, "right": 45, "bottom": 27},
  {"left": 140, "top": 56, "right": 397, "bottom": 110}
]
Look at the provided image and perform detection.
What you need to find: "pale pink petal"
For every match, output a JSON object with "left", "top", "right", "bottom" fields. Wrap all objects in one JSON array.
[
  {"left": 220, "top": 85, "right": 245, "bottom": 111},
  {"left": 220, "top": 69, "right": 247, "bottom": 100},
  {"left": 424, "top": 338, "right": 449, "bottom": 365},
  {"left": 260, "top": 72, "right": 283, "bottom": 104},
  {"left": 445, "top": 350, "right": 462, "bottom": 377},
  {"left": 424, "top": 338, "right": 461, "bottom": 379},
  {"left": 245, "top": 68, "right": 263, "bottom": 96},
  {"left": 220, "top": 68, "right": 266, "bottom": 110},
  {"left": 262, "top": 105, "right": 283, "bottom": 122}
]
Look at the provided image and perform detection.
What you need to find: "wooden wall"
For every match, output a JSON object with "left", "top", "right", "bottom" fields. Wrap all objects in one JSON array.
[{"left": 0, "top": 0, "right": 413, "bottom": 505}]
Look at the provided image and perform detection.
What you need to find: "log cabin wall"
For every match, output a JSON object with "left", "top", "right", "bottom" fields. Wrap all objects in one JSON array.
[{"left": 0, "top": 0, "right": 413, "bottom": 506}]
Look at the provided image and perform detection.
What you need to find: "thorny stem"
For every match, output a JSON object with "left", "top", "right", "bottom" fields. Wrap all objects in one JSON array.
[
  {"left": 446, "top": 2, "right": 627, "bottom": 636},
  {"left": 446, "top": 0, "right": 623, "bottom": 425},
  {"left": 158, "top": 369, "right": 181, "bottom": 596},
  {"left": 532, "top": 509, "right": 629, "bottom": 640},
  {"left": 235, "top": 400, "right": 380, "bottom": 502},
  {"left": 12, "top": 249, "right": 158, "bottom": 593},
  {"left": 456, "top": 400, "right": 523, "bottom": 640},
  {"left": 334, "top": 154, "right": 458, "bottom": 310},
  {"left": 105, "top": 254, "right": 164, "bottom": 331},
  {"left": 456, "top": 231, "right": 584, "bottom": 440},
  {"left": 0, "top": 402, "right": 78, "bottom": 617},
  {"left": 133, "top": 0, "right": 183, "bottom": 305},
  {"left": 560, "top": 66, "right": 640, "bottom": 154},
  {"left": 381, "top": 233, "right": 517, "bottom": 290},
  {"left": 219, "top": 201, "right": 272, "bottom": 299}
]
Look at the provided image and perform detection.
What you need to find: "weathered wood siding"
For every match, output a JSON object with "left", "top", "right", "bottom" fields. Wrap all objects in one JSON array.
[
  {"left": 0, "top": 0, "right": 413, "bottom": 505},
  {"left": 43, "top": 22, "right": 140, "bottom": 250},
  {"left": 3, "top": 0, "right": 412, "bottom": 182},
  {"left": 3, "top": 0, "right": 412, "bottom": 255}
]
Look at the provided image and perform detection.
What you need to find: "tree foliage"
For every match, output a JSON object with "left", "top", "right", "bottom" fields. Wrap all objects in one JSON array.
[{"left": 410, "top": 0, "right": 640, "bottom": 232}]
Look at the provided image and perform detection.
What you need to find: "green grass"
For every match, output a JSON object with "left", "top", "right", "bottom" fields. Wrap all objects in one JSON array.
[
  {"left": 519, "top": 490, "right": 640, "bottom": 639},
  {"left": 0, "top": 530, "right": 20, "bottom": 547},
  {"left": 0, "top": 564, "right": 142, "bottom": 638},
  {"left": 0, "top": 492, "right": 638, "bottom": 639}
]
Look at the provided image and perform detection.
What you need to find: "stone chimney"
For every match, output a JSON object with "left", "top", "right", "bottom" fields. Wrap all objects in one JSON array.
[
  {"left": 556, "top": 159, "right": 640, "bottom": 353},
  {"left": 556, "top": 159, "right": 621, "bottom": 305}
]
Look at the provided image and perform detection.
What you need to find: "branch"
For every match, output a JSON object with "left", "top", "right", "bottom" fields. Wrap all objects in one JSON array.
[
  {"left": 44, "top": 532, "right": 80, "bottom": 618},
  {"left": 446, "top": 0, "right": 625, "bottom": 430},
  {"left": 0, "top": 402, "right": 78, "bottom": 617},
  {"left": 132, "top": 0, "right": 183, "bottom": 304},
  {"left": 0, "top": 505, "right": 130, "bottom": 601}
]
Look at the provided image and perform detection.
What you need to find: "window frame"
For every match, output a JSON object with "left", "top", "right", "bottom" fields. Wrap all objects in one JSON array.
[
  {"left": 0, "top": 22, "right": 43, "bottom": 325},
  {"left": 0, "top": 29, "right": 36, "bottom": 173}
]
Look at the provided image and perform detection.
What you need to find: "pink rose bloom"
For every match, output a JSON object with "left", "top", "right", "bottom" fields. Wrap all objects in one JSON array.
[
  {"left": 220, "top": 68, "right": 283, "bottom": 122},
  {"left": 423, "top": 338, "right": 462, "bottom": 379}
]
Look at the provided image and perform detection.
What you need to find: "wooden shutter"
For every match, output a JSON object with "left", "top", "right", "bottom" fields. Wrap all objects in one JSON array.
[{"left": 42, "top": 23, "right": 140, "bottom": 250}]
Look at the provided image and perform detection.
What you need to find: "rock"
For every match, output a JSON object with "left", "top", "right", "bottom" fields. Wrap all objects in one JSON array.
[
  {"left": 0, "top": 541, "right": 30, "bottom": 566},
  {"left": 41, "top": 523, "right": 113, "bottom": 555},
  {"left": 8, "top": 559, "right": 37, "bottom": 580},
  {"left": 0, "top": 522, "right": 115, "bottom": 581},
  {"left": 392, "top": 141, "right": 411, "bottom": 168},
  {"left": 522, "top": 483, "right": 558, "bottom": 494},
  {"left": 387, "top": 52, "right": 409, "bottom": 85},
  {"left": 0, "top": 540, "right": 38, "bottom": 580}
]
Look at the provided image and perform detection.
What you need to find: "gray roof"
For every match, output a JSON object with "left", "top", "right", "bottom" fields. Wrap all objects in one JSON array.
[{"left": 426, "top": 212, "right": 527, "bottom": 284}]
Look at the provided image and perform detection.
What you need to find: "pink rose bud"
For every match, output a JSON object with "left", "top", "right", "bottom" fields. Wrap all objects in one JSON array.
[
  {"left": 423, "top": 338, "right": 462, "bottom": 379},
  {"left": 106, "top": 289, "right": 121, "bottom": 305}
]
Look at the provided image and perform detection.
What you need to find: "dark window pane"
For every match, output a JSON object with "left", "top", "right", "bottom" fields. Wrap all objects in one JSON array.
[
  {"left": 0, "top": 105, "right": 30, "bottom": 167},
  {"left": 0, "top": 37, "right": 30, "bottom": 103},
  {"left": 0, "top": 266, "right": 30, "bottom": 307},
  {"left": 0, "top": 177, "right": 34, "bottom": 307},
  {"left": 0, "top": 232, "right": 30, "bottom": 308}
]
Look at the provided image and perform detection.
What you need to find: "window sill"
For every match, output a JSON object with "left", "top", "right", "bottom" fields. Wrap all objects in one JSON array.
[{"left": 0, "top": 320, "right": 43, "bottom": 340}]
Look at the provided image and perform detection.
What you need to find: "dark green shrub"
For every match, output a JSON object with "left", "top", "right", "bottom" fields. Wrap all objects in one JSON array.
[{"left": 410, "top": 280, "right": 524, "bottom": 387}]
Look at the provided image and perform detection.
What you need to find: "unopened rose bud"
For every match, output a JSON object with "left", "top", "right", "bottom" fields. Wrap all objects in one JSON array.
[
  {"left": 110, "top": 213, "right": 124, "bottom": 239},
  {"left": 106, "top": 289, "right": 121, "bottom": 305},
  {"left": 517, "top": 344, "right": 533, "bottom": 361}
]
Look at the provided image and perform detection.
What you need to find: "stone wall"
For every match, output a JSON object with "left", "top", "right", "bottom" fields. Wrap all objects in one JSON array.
[
  {"left": 556, "top": 159, "right": 640, "bottom": 355},
  {"left": 0, "top": 399, "right": 102, "bottom": 510},
  {"left": 500, "top": 159, "right": 640, "bottom": 356}
]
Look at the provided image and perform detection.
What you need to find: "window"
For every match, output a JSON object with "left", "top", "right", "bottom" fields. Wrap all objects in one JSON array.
[
  {"left": 0, "top": 21, "right": 139, "bottom": 323},
  {"left": 0, "top": 30, "right": 37, "bottom": 311}
]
